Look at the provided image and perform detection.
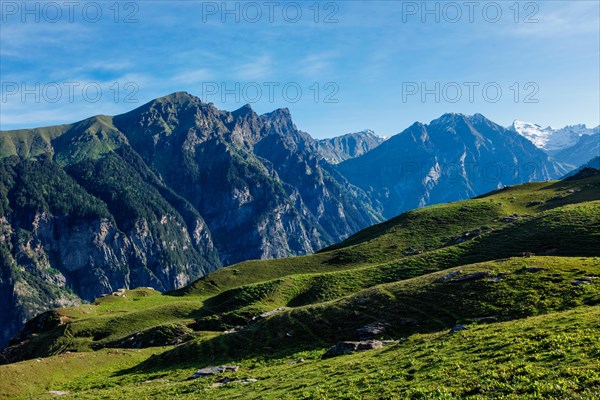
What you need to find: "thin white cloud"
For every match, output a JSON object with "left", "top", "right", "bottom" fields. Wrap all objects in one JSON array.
[
  {"left": 297, "top": 52, "right": 335, "bottom": 79},
  {"left": 233, "top": 54, "right": 272, "bottom": 81},
  {"left": 172, "top": 68, "right": 213, "bottom": 84}
]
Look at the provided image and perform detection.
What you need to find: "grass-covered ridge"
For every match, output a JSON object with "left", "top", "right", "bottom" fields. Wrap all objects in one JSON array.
[
  {"left": 2, "top": 303, "right": 599, "bottom": 399},
  {"left": 1, "top": 171, "right": 599, "bottom": 399}
]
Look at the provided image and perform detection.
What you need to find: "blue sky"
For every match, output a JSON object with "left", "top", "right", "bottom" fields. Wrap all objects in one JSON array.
[{"left": 1, "top": 0, "right": 599, "bottom": 138}]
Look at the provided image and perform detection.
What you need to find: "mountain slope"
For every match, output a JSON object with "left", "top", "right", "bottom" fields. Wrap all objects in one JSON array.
[
  {"left": 337, "top": 113, "right": 566, "bottom": 218},
  {"left": 0, "top": 151, "right": 221, "bottom": 348},
  {"left": 2, "top": 170, "right": 598, "bottom": 363},
  {"left": 111, "top": 92, "right": 381, "bottom": 264},
  {"left": 510, "top": 120, "right": 599, "bottom": 169},
  {"left": 0, "top": 171, "right": 598, "bottom": 399},
  {"left": 0, "top": 92, "right": 382, "bottom": 348},
  {"left": 315, "top": 130, "right": 384, "bottom": 164},
  {"left": 510, "top": 120, "right": 598, "bottom": 151},
  {"left": 1, "top": 304, "right": 598, "bottom": 399},
  {"left": 564, "top": 158, "right": 600, "bottom": 178},
  {"left": 552, "top": 132, "right": 600, "bottom": 169}
]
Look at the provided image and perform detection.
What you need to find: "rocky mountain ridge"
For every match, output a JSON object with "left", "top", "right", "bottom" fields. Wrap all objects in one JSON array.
[
  {"left": 0, "top": 96, "right": 581, "bottom": 349},
  {"left": 0, "top": 92, "right": 381, "bottom": 347}
]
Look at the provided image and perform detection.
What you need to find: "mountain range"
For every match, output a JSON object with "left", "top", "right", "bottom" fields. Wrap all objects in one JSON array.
[
  {"left": 315, "top": 130, "right": 385, "bottom": 164},
  {"left": 510, "top": 120, "right": 599, "bottom": 169},
  {"left": 337, "top": 113, "right": 566, "bottom": 218},
  {"left": 1, "top": 168, "right": 599, "bottom": 398},
  {"left": 0, "top": 92, "right": 594, "bottom": 348}
]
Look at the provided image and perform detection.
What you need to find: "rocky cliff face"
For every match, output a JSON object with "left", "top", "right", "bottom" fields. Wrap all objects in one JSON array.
[
  {"left": 112, "top": 93, "right": 381, "bottom": 265},
  {"left": 0, "top": 151, "right": 220, "bottom": 348},
  {"left": 316, "top": 130, "right": 385, "bottom": 164},
  {"left": 0, "top": 92, "right": 382, "bottom": 347}
]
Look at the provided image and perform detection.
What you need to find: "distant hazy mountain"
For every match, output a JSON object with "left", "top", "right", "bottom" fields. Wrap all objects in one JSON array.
[
  {"left": 509, "top": 120, "right": 599, "bottom": 169},
  {"left": 315, "top": 130, "right": 385, "bottom": 164},
  {"left": 551, "top": 133, "right": 600, "bottom": 169},
  {"left": 563, "top": 156, "right": 600, "bottom": 178},
  {"left": 509, "top": 120, "right": 598, "bottom": 152},
  {"left": 338, "top": 113, "right": 567, "bottom": 218}
]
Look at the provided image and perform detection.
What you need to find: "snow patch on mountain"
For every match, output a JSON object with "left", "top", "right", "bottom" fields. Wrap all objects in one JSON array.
[{"left": 510, "top": 120, "right": 599, "bottom": 152}]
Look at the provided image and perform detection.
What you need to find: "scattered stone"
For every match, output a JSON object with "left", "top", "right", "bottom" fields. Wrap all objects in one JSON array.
[
  {"left": 142, "top": 379, "right": 169, "bottom": 384},
  {"left": 190, "top": 367, "right": 222, "bottom": 378},
  {"left": 572, "top": 280, "right": 591, "bottom": 286},
  {"left": 286, "top": 332, "right": 293, "bottom": 338},
  {"left": 521, "top": 267, "right": 546, "bottom": 273},
  {"left": 239, "top": 378, "right": 258, "bottom": 384},
  {"left": 500, "top": 214, "right": 520, "bottom": 223},
  {"left": 260, "top": 307, "right": 285, "bottom": 318},
  {"left": 189, "top": 365, "right": 239, "bottom": 379},
  {"left": 454, "top": 271, "right": 491, "bottom": 282},
  {"left": 355, "top": 321, "right": 390, "bottom": 340},
  {"left": 323, "top": 340, "right": 383, "bottom": 358},
  {"left": 404, "top": 247, "right": 423, "bottom": 256},
  {"left": 212, "top": 377, "right": 231, "bottom": 387},
  {"left": 48, "top": 391, "right": 69, "bottom": 396},
  {"left": 449, "top": 324, "right": 469, "bottom": 334},
  {"left": 487, "top": 277, "right": 503, "bottom": 282},
  {"left": 437, "top": 270, "right": 462, "bottom": 282},
  {"left": 446, "top": 227, "right": 490, "bottom": 246},
  {"left": 470, "top": 316, "right": 497, "bottom": 322},
  {"left": 381, "top": 340, "right": 398, "bottom": 346},
  {"left": 567, "top": 189, "right": 575, "bottom": 193},
  {"left": 527, "top": 201, "right": 543, "bottom": 207}
]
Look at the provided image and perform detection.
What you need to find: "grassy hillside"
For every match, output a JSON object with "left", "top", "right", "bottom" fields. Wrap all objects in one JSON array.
[
  {"left": 178, "top": 171, "right": 600, "bottom": 296},
  {"left": 2, "top": 302, "right": 599, "bottom": 399},
  {"left": 0, "top": 171, "right": 598, "bottom": 399}
]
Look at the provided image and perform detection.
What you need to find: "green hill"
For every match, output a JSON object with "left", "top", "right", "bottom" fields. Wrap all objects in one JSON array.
[{"left": 0, "top": 170, "right": 599, "bottom": 399}]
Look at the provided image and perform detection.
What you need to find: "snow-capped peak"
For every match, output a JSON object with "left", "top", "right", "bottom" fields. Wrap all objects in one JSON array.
[{"left": 509, "top": 120, "right": 597, "bottom": 151}]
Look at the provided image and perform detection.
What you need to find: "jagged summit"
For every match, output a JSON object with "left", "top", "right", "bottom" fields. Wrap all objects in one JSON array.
[
  {"left": 232, "top": 103, "right": 254, "bottom": 115},
  {"left": 315, "top": 129, "right": 385, "bottom": 164},
  {"left": 337, "top": 112, "right": 565, "bottom": 218},
  {"left": 261, "top": 107, "right": 292, "bottom": 120},
  {"left": 510, "top": 119, "right": 599, "bottom": 151}
]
